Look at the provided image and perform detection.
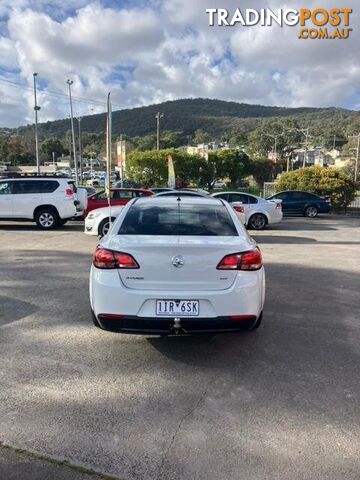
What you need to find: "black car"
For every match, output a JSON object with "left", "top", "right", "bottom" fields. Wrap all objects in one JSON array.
[{"left": 267, "top": 190, "right": 331, "bottom": 217}]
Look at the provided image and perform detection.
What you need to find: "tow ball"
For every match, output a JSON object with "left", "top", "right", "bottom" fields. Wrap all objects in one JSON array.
[{"left": 172, "top": 317, "right": 187, "bottom": 335}]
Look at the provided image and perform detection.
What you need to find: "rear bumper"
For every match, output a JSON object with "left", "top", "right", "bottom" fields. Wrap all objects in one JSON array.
[
  {"left": 95, "top": 314, "right": 258, "bottom": 335},
  {"left": 90, "top": 267, "right": 265, "bottom": 328}
]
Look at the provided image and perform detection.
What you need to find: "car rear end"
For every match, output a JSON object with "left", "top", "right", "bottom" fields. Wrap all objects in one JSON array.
[
  {"left": 55, "top": 179, "right": 78, "bottom": 220},
  {"left": 319, "top": 196, "right": 332, "bottom": 213},
  {"left": 90, "top": 198, "right": 265, "bottom": 335},
  {"left": 265, "top": 198, "right": 283, "bottom": 224}
]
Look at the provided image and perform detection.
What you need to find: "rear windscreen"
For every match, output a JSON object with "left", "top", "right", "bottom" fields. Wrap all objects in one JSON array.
[{"left": 118, "top": 204, "right": 238, "bottom": 236}]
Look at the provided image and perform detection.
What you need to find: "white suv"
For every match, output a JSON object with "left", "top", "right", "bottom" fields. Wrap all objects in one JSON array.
[{"left": 0, "top": 177, "right": 78, "bottom": 229}]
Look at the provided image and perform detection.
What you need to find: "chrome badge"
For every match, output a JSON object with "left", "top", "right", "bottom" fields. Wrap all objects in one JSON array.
[{"left": 172, "top": 255, "right": 185, "bottom": 268}]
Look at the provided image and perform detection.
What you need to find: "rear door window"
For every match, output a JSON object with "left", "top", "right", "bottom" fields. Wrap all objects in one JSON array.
[
  {"left": 119, "top": 204, "right": 238, "bottom": 236},
  {"left": 214, "top": 193, "right": 229, "bottom": 202},
  {"left": 12, "top": 180, "right": 43, "bottom": 194},
  {"left": 229, "top": 193, "right": 249, "bottom": 204}
]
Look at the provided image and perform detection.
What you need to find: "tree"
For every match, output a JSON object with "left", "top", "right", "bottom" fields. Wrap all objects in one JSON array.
[
  {"left": 276, "top": 166, "right": 356, "bottom": 210},
  {"left": 251, "top": 158, "right": 275, "bottom": 185},
  {"left": 211, "top": 149, "right": 252, "bottom": 188},
  {"left": 41, "top": 138, "right": 64, "bottom": 161},
  {"left": 192, "top": 129, "right": 211, "bottom": 145}
]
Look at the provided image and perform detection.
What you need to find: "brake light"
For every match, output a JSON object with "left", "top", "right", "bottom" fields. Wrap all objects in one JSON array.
[
  {"left": 93, "top": 247, "right": 139, "bottom": 269},
  {"left": 233, "top": 205, "right": 244, "bottom": 213},
  {"left": 65, "top": 188, "right": 74, "bottom": 197},
  {"left": 217, "top": 249, "right": 262, "bottom": 271},
  {"left": 276, "top": 202, "right": 282, "bottom": 209}
]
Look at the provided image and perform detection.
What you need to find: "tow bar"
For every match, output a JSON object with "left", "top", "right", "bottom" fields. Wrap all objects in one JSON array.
[{"left": 171, "top": 317, "right": 188, "bottom": 335}]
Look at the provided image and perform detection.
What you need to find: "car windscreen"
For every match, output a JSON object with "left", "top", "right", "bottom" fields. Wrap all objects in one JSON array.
[{"left": 118, "top": 204, "right": 238, "bottom": 236}]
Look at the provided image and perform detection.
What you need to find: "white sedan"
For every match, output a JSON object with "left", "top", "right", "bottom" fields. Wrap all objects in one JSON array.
[
  {"left": 212, "top": 192, "right": 283, "bottom": 230},
  {"left": 85, "top": 205, "right": 124, "bottom": 237},
  {"left": 89, "top": 196, "right": 265, "bottom": 335}
]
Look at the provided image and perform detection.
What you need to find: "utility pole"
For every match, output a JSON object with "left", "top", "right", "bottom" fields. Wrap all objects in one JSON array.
[
  {"left": 33, "top": 73, "right": 41, "bottom": 174},
  {"left": 348, "top": 133, "right": 360, "bottom": 183},
  {"left": 66, "top": 79, "right": 78, "bottom": 184},
  {"left": 356, "top": 134, "right": 360, "bottom": 183},
  {"left": 294, "top": 127, "right": 310, "bottom": 168},
  {"left": 77, "top": 116, "right": 82, "bottom": 183},
  {"left": 263, "top": 132, "right": 282, "bottom": 180},
  {"left": 155, "top": 112, "right": 164, "bottom": 150}
]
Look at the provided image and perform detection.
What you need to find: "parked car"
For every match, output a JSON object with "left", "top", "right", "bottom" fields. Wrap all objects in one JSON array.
[
  {"left": 85, "top": 205, "right": 124, "bottom": 237},
  {"left": 266, "top": 190, "right": 331, "bottom": 217},
  {"left": 212, "top": 192, "right": 283, "bottom": 230},
  {"left": 89, "top": 196, "right": 265, "bottom": 335},
  {"left": 150, "top": 187, "right": 175, "bottom": 194},
  {"left": 213, "top": 181, "right": 227, "bottom": 190},
  {"left": 0, "top": 177, "right": 78, "bottom": 229},
  {"left": 82, "top": 186, "right": 97, "bottom": 197},
  {"left": 85, "top": 188, "right": 153, "bottom": 216},
  {"left": 155, "top": 190, "right": 209, "bottom": 198}
]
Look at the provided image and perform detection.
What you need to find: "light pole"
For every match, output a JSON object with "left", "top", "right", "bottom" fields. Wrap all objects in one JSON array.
[
  {"left": 33, "top": 73, "right": 41, "bottom": 174},
  {"left": 66, "top": 79, "right": 78, "bottom": 184},
  {"left": 155, "top": 112, "right": 164, "bottom": 150},
  {"left": 76, "top": 116, "right": 82, "bottom": 183},
  {"left": 349, "top": 133, "right": 360, "bottom": 183}
]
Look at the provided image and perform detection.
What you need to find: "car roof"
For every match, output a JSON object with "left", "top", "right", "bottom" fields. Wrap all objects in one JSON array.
[{"left": 134, "top": 196, "right": 224, "bottom": 207}]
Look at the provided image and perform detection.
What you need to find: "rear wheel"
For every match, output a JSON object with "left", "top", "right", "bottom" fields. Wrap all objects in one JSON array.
[
  {"left": 304, "top": 205, "right": 318, "bottom": 218},
  {"left": 98, "top": 217, "right": 115, "bottom": 237},
  {"left": 35, "top": 208, "right": 59, "bottom": 230},
  {"left": 248, "top": 213, "right": 267, "bottom": 230}
]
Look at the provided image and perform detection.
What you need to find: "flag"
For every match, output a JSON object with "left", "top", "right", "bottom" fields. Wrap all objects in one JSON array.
[{"left": 167, "top": 154, "right": 175, "bottom": 188}]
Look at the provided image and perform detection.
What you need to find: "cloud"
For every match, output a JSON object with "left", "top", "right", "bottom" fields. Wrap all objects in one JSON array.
[{"left": 0, "top": 0, "right": 359, "bottom": 127}]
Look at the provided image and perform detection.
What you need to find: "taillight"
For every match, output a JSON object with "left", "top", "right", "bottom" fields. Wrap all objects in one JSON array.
[
  {"left": 65, "top": 188, "right": 74, "bottom": 197},
  {"left": 217, "top": 249, "right": 262, "bottom": 271},
  {"left": 233, "top": 205, "right": 244, "bottom": 213},
  {"left": 93, "top": 247, "right": 139, "bottom": 269},
  {"left": 276, "top": 202, "right": 282, "bottom": 209}
]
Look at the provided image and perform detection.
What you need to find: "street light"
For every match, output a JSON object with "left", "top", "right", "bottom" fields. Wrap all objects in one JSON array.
[
  {"left": 155, "top": 112, "right": 164, "bottom": 150},
  {"left": 66, "top": 79, "right": 78, "bottom": 184},
  {"left": 33, "top": 73, "right": 41, "bottom": 174},
  {"left": 76, "top": 116, "right": 82, "bottom": 182}
]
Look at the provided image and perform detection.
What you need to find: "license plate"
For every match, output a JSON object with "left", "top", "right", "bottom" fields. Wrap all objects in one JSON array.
[{"left": 156, "top": 300, "right": 199, "bottom": 317}]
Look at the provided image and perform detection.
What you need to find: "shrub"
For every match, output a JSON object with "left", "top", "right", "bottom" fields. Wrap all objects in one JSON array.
[{"left": 276, "top": 166, "right": 356, "bottom": 210}]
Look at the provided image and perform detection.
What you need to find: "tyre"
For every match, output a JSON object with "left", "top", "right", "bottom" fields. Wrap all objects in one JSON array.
[
  {"left": 250, "top": 312, "right": 263, "bottom": 331},
  {"left": 248, "top": 213, "right": 267, "bottom": 230},
  {"left": 304, "top": 205, "right": 318, "bottom": 218},
  {"left": 35, "top": 208, "right": 59, "bottom": 230},
  {"left": 98, "top": 217, "right": 115, "bottom": 237},
  {"left": 58, "top": 219, "right": 68, "bottom": 226}
]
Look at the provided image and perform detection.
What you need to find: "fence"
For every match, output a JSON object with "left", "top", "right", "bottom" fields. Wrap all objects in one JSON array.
[{"left": 263, "top": 182, "right": 276, "bottom": 198}]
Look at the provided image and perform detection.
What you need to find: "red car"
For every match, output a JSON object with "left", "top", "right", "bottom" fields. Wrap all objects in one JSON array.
[{"left": 85, "top": 188, "right": 153, "bottom": 216}]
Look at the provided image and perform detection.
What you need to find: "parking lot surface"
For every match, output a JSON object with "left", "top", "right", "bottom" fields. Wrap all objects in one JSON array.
[{"left": 0, "top": 215, "right": 359, "bottom": 480}]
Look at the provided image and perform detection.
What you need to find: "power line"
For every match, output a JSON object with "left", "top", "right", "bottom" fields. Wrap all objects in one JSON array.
[{"left": 0, "top": 77, "right": 122, "bottom": 109}]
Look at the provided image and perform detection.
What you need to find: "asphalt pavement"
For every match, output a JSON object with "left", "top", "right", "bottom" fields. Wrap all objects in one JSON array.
[{"left": 0, "top": 215, "right": 359, "bottom": 480}]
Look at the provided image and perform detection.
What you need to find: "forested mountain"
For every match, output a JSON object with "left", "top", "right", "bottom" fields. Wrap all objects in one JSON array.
[{"left": 14, "top": 98, "right": 358, "bottom": 140}]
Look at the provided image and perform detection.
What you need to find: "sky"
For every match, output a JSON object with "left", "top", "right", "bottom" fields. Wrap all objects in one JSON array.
[{"left": 0, "top": 0, "right": 358, "bottom": 127}]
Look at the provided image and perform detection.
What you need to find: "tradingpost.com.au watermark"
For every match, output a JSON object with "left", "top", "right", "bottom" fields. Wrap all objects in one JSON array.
[{"left": 206, "top": 8, "right": 353, "bottom": 39}]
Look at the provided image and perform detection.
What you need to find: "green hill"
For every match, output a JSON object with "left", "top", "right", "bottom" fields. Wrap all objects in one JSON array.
[{"left": 15, "top": 98, "right": 358, "bottom": 139}]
